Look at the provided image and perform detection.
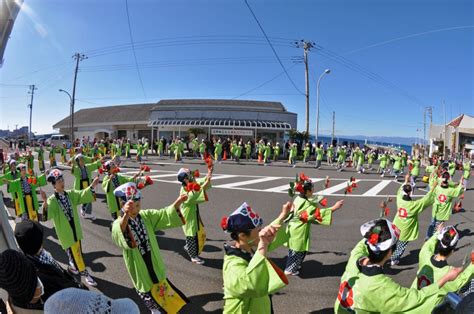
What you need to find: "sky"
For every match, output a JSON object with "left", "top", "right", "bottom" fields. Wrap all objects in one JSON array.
[{"left": 0, "top": 0, "right": 473, "bottom": 139}]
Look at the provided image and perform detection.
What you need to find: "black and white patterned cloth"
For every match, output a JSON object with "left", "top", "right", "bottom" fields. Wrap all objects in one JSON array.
[
  {"left": 460, "top": 279, "right": 474, "bottom": 296},
  {"left": 136, "top": 289, "right": 165, "bottom": 312},
  {"left": 56, "top": 192, "right": 73, "bottom": 221},
  {"left": 112, "top": 175, "right": 120, "bottom": 189},
  {"left": 80, "top": 166, "right": 88, "bottom": 180},
  {"left": 285, "top": 249, "right": 307, "bottom": 273},
  {"left": 65, "top": 245, "right": 90, "bottom": 276},
  {"left": 391, "top": 240, "right": 408, "bottom": 263},
  {"left": 21, "top": 178, "right": 32, "bottom": 194},
  {"left": 185, "top": 236, "right": 199, "bottom": 259},
  {"left": 125, "top": 214, "right": 151, "bottom": 255},
  {"left": 426, "top": 219, "right": 443, "bottom": 239},
  {"left": 35, "top": 248, "right": 63, "bottom": 270}
]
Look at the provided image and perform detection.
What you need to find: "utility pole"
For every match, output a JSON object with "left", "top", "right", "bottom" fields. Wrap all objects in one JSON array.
[
  {"left": 331, "top": 111, "right": 335, "bottom": 144},
  {"left": 28, "top": 85, "right": 37, "bottom": 144},
  {"left": 424, "top": 106, "right": 432, "bottom": 158},
  {"left": 443, "top": 100, "right": 447, "bottom": 159},
  {"left": 295, "top": 40, "right": 314, "bottom": 136},
  {"left": 71, "top": 53, "right": 87, "bottom": 143}
]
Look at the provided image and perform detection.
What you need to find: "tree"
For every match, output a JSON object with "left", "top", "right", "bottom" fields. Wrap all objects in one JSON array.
[
  {"left": 288, "top": 129, "right": 309, "bottom": 143},
  {"left": 188, "top": 128, "right": 206, "bottom": 139}
]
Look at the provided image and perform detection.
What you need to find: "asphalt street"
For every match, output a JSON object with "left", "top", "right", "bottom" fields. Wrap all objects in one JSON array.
[{"left": 2, "top": 156, "right": 473, "bottom": 313}]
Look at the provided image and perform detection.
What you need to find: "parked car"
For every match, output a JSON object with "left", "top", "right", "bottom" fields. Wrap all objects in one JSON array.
[{"left": 47, "top": 134, "right": 71, "bottom": 147}]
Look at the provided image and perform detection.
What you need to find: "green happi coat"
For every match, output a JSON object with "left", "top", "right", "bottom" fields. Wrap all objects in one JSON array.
[
  {"left": 180, "top": 178, "right": 211, "bottom": 237},
  {"left": 411, "top": 234, "right": 474, "bottom": 296},
  {"left": 125, "top": 143, "right": 131, "bottom": 158},
  {"left": 303, "top": 146, "right": 310, "bottom": 161},
  {"left": 112, "top": 206, "right": 184, "bottom": 293},
  {"left": 264, "top": 145, "right": 271, "bottom": 161},
  {"left": 393, "top": 186, "right": 434, "bottom": 242},
  {"left": 337, "top": 148, "right": 346, "bottom": 163},
  {"left": 214, "top": 143, "right": 223, "bottom": 159},
  {"left": 463, "top": 161, "right": 471, "bottom": 180},
  {"left": 72, "top": 160, "right": 101, "bottom": 190},
  {"left": 223, "top": 220, "right": 289, "bottom": 314},
  {"left": 378, "top": 154, "right": 388, "bottom": 169},
  {"left": 102, "top": 174, "right": 135, "bottom": 214},
  {"left": 273, "top": 145, "right": 280, "bottom": 160},
  {"left": 37, "top": 148, "right": 45, "bottom": 172},
  {"left": 410, "top": 159, "right": 421, "bottom": 177},
  {"left": 1, "top": 170, "right": 20, "bottom": 201},
  {"left": 327, "top": 147, "right": 334, "bottom": 160},
  {"left": 285, "top": 195, "right": 332, "bottom": 252},
  {"left": 316, "top": 147, "right": 324, "bottom": 161},
  {"left": 136, "top": 143, "right": 143, "bottom": 158},
  {"left": 352, "top": 263, "right": 448, "bottom": 313},
  {"left": 8, "top": 174, "right": 47, "bottom": 217},
  {"left": 367, "top": 152, "right": 375, "bottom": 165},
  {"left": 234, "top": 145, "right": 242, "bottom": 159},
  {"left": 432, "top": 183, "right": 464, "bottom": 221},
  {"left": 289, "top": 146, "right": 297, "bottom": 161},
  {"left": 46, "top": 188, "right": 94, "bottom": 249},
  {"left": 448, "top": 162, "right": 456, "bottom": 177},
  {"left": 245, "top": 144, "right": 252, "bottom": 158},
  {"left": 199, "top": 142, "right": 206, "bottom": 155},
  {"left": 334, "top": 239, "right": 368, "bottom": 313},
  {"left": 392, "top": 155, "right": 402, "bottom": 171}
]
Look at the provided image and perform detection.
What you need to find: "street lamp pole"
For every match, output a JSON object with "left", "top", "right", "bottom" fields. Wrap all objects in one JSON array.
[
  {"left": 59, "top": 89, "right": 73, "bottom": 141},
  {"left": 315, "top": 69, "right": 331, "bottom": 144}
]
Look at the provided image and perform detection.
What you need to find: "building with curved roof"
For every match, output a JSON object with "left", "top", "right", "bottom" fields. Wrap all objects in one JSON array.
[{"left": 53, "top": 99, "right": 297, "bottom": 142}]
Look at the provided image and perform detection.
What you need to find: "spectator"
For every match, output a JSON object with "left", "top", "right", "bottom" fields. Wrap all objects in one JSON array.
[
  {"left": 15, "top": 220, "right": 87, "bottom": 301},
  {"left": 45, "top": 288, "right": 139, "bottom": 314},
  {"left": 0, "top": 249, "right": 44, "bottom": 310}
]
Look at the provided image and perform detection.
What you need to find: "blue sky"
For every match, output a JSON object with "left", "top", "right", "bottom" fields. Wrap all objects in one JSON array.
[{"left": 0, "top": 0, "right": 472, "bottom": 138}]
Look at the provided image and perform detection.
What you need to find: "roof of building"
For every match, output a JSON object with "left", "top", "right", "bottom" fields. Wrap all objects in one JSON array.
[
  {"left": 153, "top": 99, "right": 287, "bottom": 112},
  {"left": 53, "top": 103, "right": 156, "bottom": 128},
  {"left": 53, "top": 99, "right": 293, "bottom": 129},
  {"left": 448, "top": 114, "right": 474, "bottom": 129}
]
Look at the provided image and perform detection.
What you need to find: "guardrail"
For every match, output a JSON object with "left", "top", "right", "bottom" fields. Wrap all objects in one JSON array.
[{"left": 0, "top": 191, "right": 17, "bottom": 250}]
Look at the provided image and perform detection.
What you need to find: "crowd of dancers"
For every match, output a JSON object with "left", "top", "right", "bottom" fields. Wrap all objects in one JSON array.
[{"left": 0, "top": 136, "right": 472, "bottom": 313}]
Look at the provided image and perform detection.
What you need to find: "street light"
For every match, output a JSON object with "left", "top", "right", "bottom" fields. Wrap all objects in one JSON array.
[
  {"left": 59, "top": 89, "right": 73, "bottom": 143},
  {"left": 315, "top": 69, "right": 331, "bottom": 144}
]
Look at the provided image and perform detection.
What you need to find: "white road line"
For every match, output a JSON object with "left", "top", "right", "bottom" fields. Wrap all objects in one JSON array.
[
  {"left": 148, "top": 173, "right": 179, "bottom": 179},
  {"left": 363, "top": 180, "right": 392, "bottom": 196},
  {"left": 211, "top": 175, "right": 238, "bottom": 180},
  {"left": 264, "top": 178, "right": 323, "bottom": 192},
  {"left": 215, "top": 177, "right": 281, "bottom": 189},
  {"left": 316, "top": 179, "right": 360, "bottom": 195}
]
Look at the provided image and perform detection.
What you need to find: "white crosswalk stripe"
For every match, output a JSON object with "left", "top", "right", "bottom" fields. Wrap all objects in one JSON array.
[
  {"left": 264, "top": 178, "right": 323, "bottom": 192},
  {"left": 363, "top": 180, "right": 392, "bottom": 196},
  {"left": 118, "top": 170, "right": 426, "bottom": 197},
  {"left": 316, "top": 179, "right": 360, "bottom": 195},
  {"left": 215, "top": 177, "right": 282, "bottom": 189}
]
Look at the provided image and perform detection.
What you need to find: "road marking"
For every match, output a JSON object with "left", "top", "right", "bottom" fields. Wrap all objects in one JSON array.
[
  {"left": 215, "top": 177, "right": 281, "bottom": 189},
  {"left": 316, "top": 179, "right": 360, "bottom": 195},
  {"left": 211, "top": 174, "right": 238, "bottom": 180},
  {"left": 264, "top": 178, "right": 323, "bottom": 192},
  {"left": 148, "top": 173, "right": 179, "bottom": 178},
  {"left": 363, "top": 180, "right": 392, "bottom": 196}
]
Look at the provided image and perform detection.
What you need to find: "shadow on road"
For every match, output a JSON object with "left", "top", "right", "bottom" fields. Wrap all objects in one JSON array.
[
  {"left": 93, "top": 276, "right": 148, "bottom": 313},
  {"left": 399, "top": 249, "right": 420, "bottom": 266},
  {"left": 310, "top": 308, "right": 334, "bottom": 314},
  {"left": 181, "top": 292, "right": 223, "bottom": 314}
]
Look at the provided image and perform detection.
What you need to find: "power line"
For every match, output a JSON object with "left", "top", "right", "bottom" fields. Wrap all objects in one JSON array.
[
  {"left": 124, "top": 0, "right": 147, "bottom": 99},
  {"left": 232, "top": 63, "right": 301, "bottom": 99},
  {"left": 84, "top": 35, "right": 295, "bottom": 57},
  {"left": 243, "top": 0, "right": 304, "bottom": 95},
  {"left": 315, "top": 45, "right": 425, "bottom": 108},
  {"left": 345, "top": 25, "right": 474, "bottom": 55}
]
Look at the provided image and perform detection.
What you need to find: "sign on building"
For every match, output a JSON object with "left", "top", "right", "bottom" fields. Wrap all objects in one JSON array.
[{"left": 211, "top": 129, "right": 253, "bottom": 136}]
